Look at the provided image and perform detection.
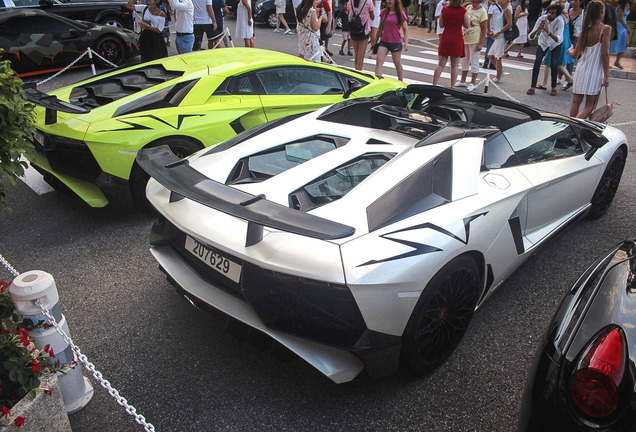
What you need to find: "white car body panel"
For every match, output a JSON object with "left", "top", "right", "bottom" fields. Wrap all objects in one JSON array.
[{"left": 141, "top": 87, "right": 628, "bottom": 383}]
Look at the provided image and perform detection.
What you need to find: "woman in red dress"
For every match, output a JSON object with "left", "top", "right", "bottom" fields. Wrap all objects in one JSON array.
[{"left": 432, "top": 0, "right": 470, "bottom": 88}]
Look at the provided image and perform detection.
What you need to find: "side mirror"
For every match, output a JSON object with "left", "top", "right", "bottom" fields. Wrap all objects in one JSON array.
[
  {"left": 343, "top": 80, "right": 362, "bottom": 99},
  {"left": 581, "top": 128, "right": 608, "bottom": 161}
]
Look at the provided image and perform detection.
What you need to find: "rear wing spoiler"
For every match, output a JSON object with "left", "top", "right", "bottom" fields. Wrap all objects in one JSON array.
[
  {"left": 136, "top": 146, "right": 356, "bottom": 246},
  {"left": 24, "top": 87, "right": 90, "bottom": 125}
]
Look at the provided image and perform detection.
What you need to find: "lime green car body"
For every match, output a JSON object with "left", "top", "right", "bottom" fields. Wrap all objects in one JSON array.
[{"left": 30, "top": 48, "right": 406, "bottom": 207}]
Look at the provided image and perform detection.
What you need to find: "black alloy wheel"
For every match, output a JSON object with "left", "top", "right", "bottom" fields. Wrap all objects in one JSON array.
[
  {"left": 95, "top": 36, "right": 126, "bottom": 67},
  {"left": 588, "top": 147, "right": 626, "bottom": 219},
  {"left": 402, "top": 255, "right": 480, "bottom": 375}
]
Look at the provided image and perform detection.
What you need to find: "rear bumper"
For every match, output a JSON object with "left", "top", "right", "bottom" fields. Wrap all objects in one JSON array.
[{"left": 151, "top": 244, "right": 366, "bottom": 383}]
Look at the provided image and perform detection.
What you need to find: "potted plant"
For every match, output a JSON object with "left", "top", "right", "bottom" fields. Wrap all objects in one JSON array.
[
  {"left": 0, "top": 280, "right": 71, "bottom": 429},
  {"left": 0, "top": 50, "right": 36, "bottom": 209}
]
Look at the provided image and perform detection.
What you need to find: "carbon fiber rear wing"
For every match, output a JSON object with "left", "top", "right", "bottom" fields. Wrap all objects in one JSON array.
[
  {"left": 24, "top": 87, "right": 90, "bottom": 125},
  {"left": 136, "top": 146, "right": 356, "bottom": 246}
]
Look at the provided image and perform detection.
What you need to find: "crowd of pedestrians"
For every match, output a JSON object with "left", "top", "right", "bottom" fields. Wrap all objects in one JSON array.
[{"left": 126, "top": 0, "right": 630, "bottom": 121}]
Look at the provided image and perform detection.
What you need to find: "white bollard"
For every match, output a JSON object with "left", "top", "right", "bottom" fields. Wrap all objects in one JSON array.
[
  {"left": 10, "top": 271, "right": 94, "bottom": 414},
  {"left": 87, "top": 48, "right": 97, "bottom": 76},
  {"left": 484, "top": 72, "right": 490, "bottom": 94}
]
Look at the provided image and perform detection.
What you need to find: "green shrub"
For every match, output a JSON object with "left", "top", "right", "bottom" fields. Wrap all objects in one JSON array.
[{"left": 0, "top": 51, "right": 36, "bottom": 208}]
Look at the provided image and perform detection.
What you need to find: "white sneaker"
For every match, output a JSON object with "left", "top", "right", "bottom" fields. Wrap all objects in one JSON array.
[
  {"left": 274, "top": 28, "right": 281, "bottom": 32},
  {"left": 455, "top": 81, "right": 467, "bottom": 88},
  {"left": 490, "top": 77, "right": 501, "bottom": 84},
  {"left": 466, "top": 83, "right": 476, "bottom": 92},
  {"left": 284, "top": 29, "right": 294, "bottom": 35}
]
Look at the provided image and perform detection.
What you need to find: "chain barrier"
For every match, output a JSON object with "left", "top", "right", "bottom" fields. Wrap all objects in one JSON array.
[
  {"left": 0, "top": 254, "right": 155, "bottom": 432},
  {"left": 35, "top": 47, "right": 118, "bottom": 87}
]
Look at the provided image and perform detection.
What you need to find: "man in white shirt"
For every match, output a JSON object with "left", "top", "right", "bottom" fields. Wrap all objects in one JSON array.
[
  {"left": 193, "top": 0, "right": 217, "bottom": 50},
  {"left": 435, "top": 0, "right": 445, "bottom": 36},
  {"left": 169, "top": 0, "right": 195, "bottom": 54},
  {"left": 526, "top": 3, "right": 564, "bottom": 95}
]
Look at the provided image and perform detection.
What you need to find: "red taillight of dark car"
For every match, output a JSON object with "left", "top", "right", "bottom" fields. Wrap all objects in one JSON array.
[{"left": 570, "top": 326, "right": 626, "bottom": 419}]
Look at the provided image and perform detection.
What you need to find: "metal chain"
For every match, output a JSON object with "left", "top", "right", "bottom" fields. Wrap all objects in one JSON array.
[
  {"left": 0, "top": 253, "right": 20, "bottom": 278},
  {"left": 36, "top": 50, "right": 91, "bottom": 87},
  {"left": 88, "top": 48, "right": 119, "bottom": 69},
  {"left": 1, "top": 253, "right": 154, "bottom": 431},
  {"left": 35, "top": 300, "right": 156, "bottom": 432}
]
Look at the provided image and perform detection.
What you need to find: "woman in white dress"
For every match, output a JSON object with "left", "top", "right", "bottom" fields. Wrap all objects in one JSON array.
[
  {"left": 504, "top": 0, "right": 528, "bottom": 57},
  {"left": 568, "top": 0, "right": 610, "bottom": 119},
  {"left": 236, "top": 0, "right": 255, "bottom": 47}
]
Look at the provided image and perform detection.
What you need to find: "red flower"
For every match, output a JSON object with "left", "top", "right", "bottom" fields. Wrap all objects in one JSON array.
[
  {"left": 0, "top": 281, "right": 7, "bottom": 292},
  {"left": 30, "top": 360, "right": 40, "bottom": 374},
  {"left": 44, "top": 388, "right": 53, "bottom": 396},
  {"left": 14, "top": 416, "right": 25, "bottom": 427},
  {"left": 43, "top": 323, "right": 53, "bottom": 329},
  {"left": 17, "top": 329, "right": 28, "bottom": 337},
  {"left": 1, "top": 406, "right": 10, "bottom": 418}
]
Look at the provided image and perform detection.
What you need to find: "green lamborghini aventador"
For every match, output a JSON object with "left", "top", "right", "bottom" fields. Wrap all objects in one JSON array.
[{"left": 27, "top": 48, "right": 405, "bottom": 207}]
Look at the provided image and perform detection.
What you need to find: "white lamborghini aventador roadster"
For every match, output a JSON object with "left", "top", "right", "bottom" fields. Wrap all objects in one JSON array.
[{"left": 137, "top": 85, "right": 628, "bottom": 384}]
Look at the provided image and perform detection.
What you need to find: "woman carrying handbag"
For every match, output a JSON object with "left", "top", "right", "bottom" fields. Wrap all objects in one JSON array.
[{"left": 568, "top": 0, "right": 611, "bottom": 119}]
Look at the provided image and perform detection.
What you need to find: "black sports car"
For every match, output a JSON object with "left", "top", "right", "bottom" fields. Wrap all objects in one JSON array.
[
  {"left": 0, "top": 0, "right": 134, "bottom": 29},
  {"left": 518, "top": 239, "right": 636, "bottom": 431},
  {"left": 0, "top": 9, "right": 139, "bottom": 76}
]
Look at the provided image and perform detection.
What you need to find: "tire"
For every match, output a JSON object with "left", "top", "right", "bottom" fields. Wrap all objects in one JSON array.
[
  {"left": 266, "top": 11, "right": 277, "bottom": 28},
  {"left": 130, "top": 138, "right": 203, "bottom": 210},
  {"left": 98, "top": 16, "right": 126, "bottom": 28},
  {"left": 94, "top": 36, "right": 126, "bottom": 67},
  {"left": 588, "top": 147, "right": 626, "bottom": 219},
  {"left": 401, "top": 255, "right": 480, "bottom": 376}
]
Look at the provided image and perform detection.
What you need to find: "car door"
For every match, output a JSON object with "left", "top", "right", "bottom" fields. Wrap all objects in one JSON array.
[
  {"left": 503, "top": 120, "right": 604, "bottom": 245},
  {"left": 1, "top": 14, "right": 87, "bottom": 73},
  {"left": 252, "top": 66, "right": 350, "bottom": 121}
]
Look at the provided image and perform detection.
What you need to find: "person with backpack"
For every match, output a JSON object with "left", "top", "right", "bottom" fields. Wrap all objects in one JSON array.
[{"left": 348, "top": 0, "right": 375, "bottom": 70}]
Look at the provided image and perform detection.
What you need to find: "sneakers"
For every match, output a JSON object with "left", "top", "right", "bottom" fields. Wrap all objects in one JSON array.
[
  {"left": 466, "top": 83, "right": 476, "bottom": 92},
  {"left": 347, "top": 51, "right": 353, "bottom": 56},
  {"left": 455, "top": 81, "right": 467, "bottom": 88},
  {"left": 490, "top": 77, "right": 501, "bottom": 84},
  {"left": 284, "top": 29, "right": 294, "bottom": 35},
  {"left": 274, "top": 28, "right": 281, "bottom": 32},
  {"left": 326, "top": 49, "right": 333, "bottom": 56},
  {"left": 339, "top": 49, "right": 345, "bottom": 55}
]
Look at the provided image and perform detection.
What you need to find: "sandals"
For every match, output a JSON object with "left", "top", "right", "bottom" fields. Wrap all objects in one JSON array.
[
  {"left": 536, "top": 84, "right": 547, "bottom": 90},
  {"left": 550, "top": 88, "right": 557, "bottom": 96},
  {"left": 562, "top": 81, "right": 573, "bottom": 91},
  {"left": 517, "top": 53, "right": 524, "bottom": 58},
  {"left": 526, "top": 88, "right": 535, "bottom": 95}
]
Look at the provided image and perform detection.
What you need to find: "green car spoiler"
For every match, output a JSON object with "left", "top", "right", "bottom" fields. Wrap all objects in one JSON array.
[
  {"left": 136, "top": 146, "right": 356, "bottom": 246},
  {"left": 24, "top": 87, "right": 90, "bottom": 125}
]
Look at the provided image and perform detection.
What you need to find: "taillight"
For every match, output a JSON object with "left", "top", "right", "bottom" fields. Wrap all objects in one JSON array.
[{"left": 569, "top": 326, "right": 625, "bottom": 419}]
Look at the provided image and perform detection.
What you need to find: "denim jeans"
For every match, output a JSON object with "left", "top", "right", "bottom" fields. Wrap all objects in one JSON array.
[
  {"left": 176, "top": 33, "right": 195, "bottom": 54},
  {"left": 531, "top": 43, "right": 562, "bottom": 89}
]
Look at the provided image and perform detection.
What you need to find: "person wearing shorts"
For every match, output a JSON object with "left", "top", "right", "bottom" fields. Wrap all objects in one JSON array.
[
  {"left": 487, "top": 0, "right": 512, "bottom": 83},
  {"left": 374, "top": 0, "right": 409, "bottom": 80},
  {"left": 349, "top": 0, "right": 375, "bottom": 70},
  {"left": 368, "top": 0, "right": 382, "bottom": 57},
  {"left": 209, "top": 0, "right": 229, "bottom": 47},
  {"left": 193, "top": 0, "right": 217, "bottom": 50}
]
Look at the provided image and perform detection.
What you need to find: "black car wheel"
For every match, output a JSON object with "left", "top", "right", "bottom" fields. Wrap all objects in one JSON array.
[
  {"left": 266, "top": 11, "right": 278, "bottom": 28},
  {"left": 588, "top": 147, "right": 626, "bottom": 219},
  {"left": 95, "top": 36, "right": 126, "bottom": 67},
  {"left": 130, "top": 138, "right": 203, "bottom": 210},
  {"left": 401, "top": 255, "right": 480, "bottom": 376}
]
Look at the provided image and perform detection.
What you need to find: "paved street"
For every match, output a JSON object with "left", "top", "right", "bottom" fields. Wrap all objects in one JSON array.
[{"left": 2, "top": 17, "right": 636, "bottom": 432}]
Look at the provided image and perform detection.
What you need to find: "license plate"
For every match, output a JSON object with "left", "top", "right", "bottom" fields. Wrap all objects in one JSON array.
[{"left": 184, "top": 235, "right": 241, "bottom": 283}]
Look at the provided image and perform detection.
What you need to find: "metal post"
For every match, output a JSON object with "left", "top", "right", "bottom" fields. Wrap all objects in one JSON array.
[
  {"left": 484, "top": 72, "right": 489, "bottom": 94},
  {"left": 9, "top": 271, "right": 94, "bottom": 414},
  {"left": 87, "top": 48, "right": 97, "bottom": 76}
]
